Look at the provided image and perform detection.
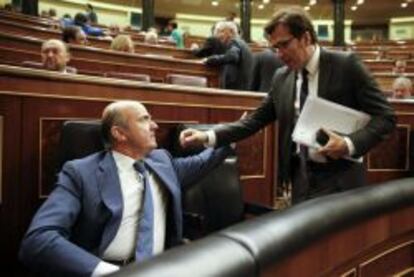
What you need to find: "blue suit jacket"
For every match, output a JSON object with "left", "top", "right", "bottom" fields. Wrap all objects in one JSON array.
[{"left": 19, "top": 147, "right": 231, "bottom": 277}]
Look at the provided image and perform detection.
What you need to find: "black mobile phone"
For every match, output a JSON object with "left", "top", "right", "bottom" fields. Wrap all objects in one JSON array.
[{"left": 316, "top": 129, "right": 329, "bottom": 146}]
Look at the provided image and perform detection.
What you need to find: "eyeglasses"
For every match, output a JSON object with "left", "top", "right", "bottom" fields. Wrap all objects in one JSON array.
[{"left": 272, "top": 37, "right": 296, "bottom": 51}]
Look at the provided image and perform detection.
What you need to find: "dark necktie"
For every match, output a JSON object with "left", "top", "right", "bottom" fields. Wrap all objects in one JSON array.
[
  {"left": 133, "top": 161, "right": 154, "bottom": 262},
  {"left": 300, "top": 69, "right": 309, "bottom": 111}
]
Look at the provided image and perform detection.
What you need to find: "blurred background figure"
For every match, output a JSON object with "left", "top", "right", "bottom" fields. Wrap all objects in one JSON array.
[
  {"left": 167, "top": 20, "right": 184, "bottom": 49},
  {"left": 85, "top": 3, "right": 98, "bottom": 24},
  {"left": 41, "top": 39, "right": 76, "bottom": 73},
  {"left": 48, "top": 8, "right": 58, "bottom": 20},
  {"left": 392, "top": 76, "right": 413, "bottom": 99},
  {"left": 109, "top": 24, "right": 121, "bottom": 37},
  {"left": 250, "top": 47, "right": 284, "bottom": 92},
  {"left": 73, "top": 12, "right": 105, "bottom": 37},
  {"left": 62, "top": 26, "right": 88, "bottom": 45},
  {"left": 144, "top": 28, "right": 158, "bottom": 45},
  {"left": 204, "top": 20, "right": 253, "bottom": 91},
  {"left": 393, "top": 59, "right": 407, "bottom": 75},
  {"left": 111, "top": 35, "right": 135, "bottom": 53}
]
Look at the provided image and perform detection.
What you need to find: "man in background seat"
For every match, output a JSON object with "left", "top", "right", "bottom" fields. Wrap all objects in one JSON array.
[{"left": 41, "top": 39, "right": 77, "bottom": 74}]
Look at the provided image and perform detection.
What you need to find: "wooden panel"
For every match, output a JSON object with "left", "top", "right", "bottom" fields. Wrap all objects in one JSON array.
[
  {"left": 359, "top": 240, "right": 414, "bottom": 276},
  {"left": 0, "top": 96, "right": 22, "bottom": 267},
  {"left": 266, "top": 206, "right": 414, "bottom": 277},
  {"left": 367, "top": 125, "right": 409, "bottom": 171}
]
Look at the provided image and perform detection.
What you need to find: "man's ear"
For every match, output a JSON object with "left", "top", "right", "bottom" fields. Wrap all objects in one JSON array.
[
  {"left": 111, "top": 126, "right": 127, "bottom": 142},
  {"left": 304, "top": 31, "right": 312, "bottom": 45}
]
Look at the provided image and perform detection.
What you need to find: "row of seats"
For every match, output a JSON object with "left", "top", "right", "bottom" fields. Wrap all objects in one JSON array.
[
  {"left": 111, "top": 177, "right": 414, "bottom": 276},
  {"left": 21, "top": 60, "right": 208, "bottom": 86}
]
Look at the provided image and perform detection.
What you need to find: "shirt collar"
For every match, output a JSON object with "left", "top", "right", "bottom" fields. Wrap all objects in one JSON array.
[
  {"left": 304, "top": 44, "right": 320, "bottom": 76},
  {"left": 112, "top": 150, "right": 137, "bottom": 171}
]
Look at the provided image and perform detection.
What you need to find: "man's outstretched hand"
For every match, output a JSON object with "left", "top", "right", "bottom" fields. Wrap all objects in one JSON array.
[{"left": 179, "top": 128, "right": 208, "bottom": 148}]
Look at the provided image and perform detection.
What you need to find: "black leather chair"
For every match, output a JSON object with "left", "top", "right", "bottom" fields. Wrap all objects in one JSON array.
[
  {"left": 56, "top": 120, "right": 105, "bottom": 171},
  {"left": 173, "top": 124, "right": 274, "bottom": 240}
]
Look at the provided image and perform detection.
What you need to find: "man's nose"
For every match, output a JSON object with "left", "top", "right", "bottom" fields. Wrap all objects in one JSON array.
[{"left": 151, "top": 121, "right": 158, "bottom": 130}]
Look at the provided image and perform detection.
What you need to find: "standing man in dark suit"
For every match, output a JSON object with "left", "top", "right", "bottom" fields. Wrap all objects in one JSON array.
[
  {"left": 19, "top": 101, "right": 232, "bottom": 276},
  {"left": 204, "top": 21, "right": 254, "bottom": 91},
  {"left": 180, "top": 7, "right": 396, "bottom": 204},
  {"left": 251, "top": 47, "right": 284, "bottom": 92}
]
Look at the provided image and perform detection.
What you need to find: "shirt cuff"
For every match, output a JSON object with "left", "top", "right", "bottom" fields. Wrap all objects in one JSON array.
[
  {"left": 91, "top": 261, "right": 120, "bottom": 277},
  {"left": 343, "top": 136, "right": 355, "bottom": 156},
  {"left": 204, "top": 130, "right": 217, "bottom": 148}
]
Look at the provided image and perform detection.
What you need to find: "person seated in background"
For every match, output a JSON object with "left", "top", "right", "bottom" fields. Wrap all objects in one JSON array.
[
  {"left": 62, "top": 26, "right": 88, "bottom": 45},
  {"left": 48, "top": 8, "right": 58, "bottom": 20},
  {"left": 73, "top": 12, "right": 105, "bottom": 37},
  {"left": 19, "top": 100, "right": 232, "bottom": 277},
  {"left": 393, "top": 59, "right": 407, "bottom": 75},
  {"left": 391, "top": 76, "right": 413, "bottom": 99},
  {"left": 204, "top": 20, "right": 253, "bottom": 91},
  {"left": 111, "top": 35, "right": 135, "bottom": 53},
  {"left": 41, "top": 39, "right": 77, "bottom": 74},
  {"left": 109, "top": 24, "right": 121, "bottom": 37},
  {"left": 250, "top": 45, "right": 284, "bottom": 92},
  {"left": 40, "top": 10, "right": 49, "bottom": 18},
  {"left": 86, "top": 3, "right": 98, "bottom": 24},
  {"left": 144, "top": 28, "right": 158, "bottom": 45},
  {"left": 60, "top": 13, "right": 72, "bottom": 28},
  {"left": 167, "top": 20, "right": 184, "bottom": 49}
]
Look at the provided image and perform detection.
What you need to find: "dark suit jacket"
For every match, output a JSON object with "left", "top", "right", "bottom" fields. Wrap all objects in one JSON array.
[
  {"left": 192, "top": 36, "right": 227, "bottom": 58},
  {"left": 205, "top": 38, "right": 253, "bottom": 91},
  {"left": 19, "top": 147, "right": 231, "bottom": 277},
  {"left": 213, "top": 48, "right": 396, "bottom": 183},
  {"left": 250, "top": 48, "right": 284, "bottom": 92}
]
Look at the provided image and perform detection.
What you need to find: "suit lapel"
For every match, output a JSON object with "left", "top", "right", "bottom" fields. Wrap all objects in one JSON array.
[
  {"left": 280, "top": 70, "right": 296, "bottom": 130},
  {"left": 144, "top": 157, "right": 179, "bottom": 197},
  {"left": 318, "top": 49, "right": 332, "bottom": 99},
  {"left": 97, "top": 152, "right": 123, "bottom": 254}
]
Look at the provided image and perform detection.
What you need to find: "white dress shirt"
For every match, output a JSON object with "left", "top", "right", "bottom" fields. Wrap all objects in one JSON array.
[{"left": 92, "top": 151, "right": 168, "bottom": 276}]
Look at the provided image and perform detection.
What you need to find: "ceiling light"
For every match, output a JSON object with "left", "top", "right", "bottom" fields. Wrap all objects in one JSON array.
[
  {"left": 212, "top": 1, "right": 218, "bottom": 6},
  {"left": 357, "top": 0, "right": 364, "bottom": 5},
  {"left": 258, "top": 4, "right": 264, "bottom": 9},
  {"left": 407, "top": 0, "right": 413, "bottom": 2},
  {"left": 304, "top": 6, "right": 310, "bottom": 11},
  {"left": 351, "top": 5, "right": 357, "bottom": 11},
  {"left": 310, "top": 0, "right": 317, "bottom": 5},
  {"left": 263, "top": 0, "right": 270, "bottom": 4},
  {"left": 401, "top": 2, "right": 408, "bottom": 8}
]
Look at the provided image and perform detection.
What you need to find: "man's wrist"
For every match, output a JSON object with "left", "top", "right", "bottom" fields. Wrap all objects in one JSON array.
[{"left": 204, "top": 130, "right": 216, "bottom": 148}]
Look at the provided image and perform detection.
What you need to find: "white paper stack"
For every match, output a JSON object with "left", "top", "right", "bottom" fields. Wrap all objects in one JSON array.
[{"left": 292, "top": 97, "right": 371, "bottom": 148}]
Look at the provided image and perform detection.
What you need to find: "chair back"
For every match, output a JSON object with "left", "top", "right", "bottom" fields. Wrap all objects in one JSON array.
[
  {"left": 21, "top": 61, "right": 43, "bottom": 69},
  {"left": 166, "top": 74, "right": 208, "bottom": 87},
  {"left": 173, "top": 124, "right": 244, "bottom": 238},
  {"left": 105, "top": 72, "right": 151, "bottom": 82},
  {"left": 57, "top": 120, "right": 105, "bottom": 170}
]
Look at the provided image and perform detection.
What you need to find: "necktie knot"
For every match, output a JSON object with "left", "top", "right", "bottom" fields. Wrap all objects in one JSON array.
[
  {"left": 302, "top": 68, "right": 308, "bottom": 80},
  {"left": 133, "top": 160, "right": 146, "bottom": 174}
]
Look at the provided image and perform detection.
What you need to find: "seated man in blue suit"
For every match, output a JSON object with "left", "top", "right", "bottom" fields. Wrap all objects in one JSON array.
[{"left": 19, "top": 100, "right": 232, "bottom": 277}]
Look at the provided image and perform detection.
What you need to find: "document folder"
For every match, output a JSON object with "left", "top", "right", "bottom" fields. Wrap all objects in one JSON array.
[{"left": 292, "top": 97, "right": 371, "bottom": 148}]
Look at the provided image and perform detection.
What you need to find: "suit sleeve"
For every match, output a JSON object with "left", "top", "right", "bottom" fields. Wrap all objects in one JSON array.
[
  {"left": 19, "top": 163, "right": 101, "bottom": 277},
  {"left": 205, "top": 44, "right": 240, "bottom": 66},
  {"left": 172, "top": 146, "right": 233, "bottom": 189},
  {"left": 346, "top": 53, "right": 396, "bottom": 157},
  {"left": 214, "top": 94, "right": 277, "bottom": 147}
]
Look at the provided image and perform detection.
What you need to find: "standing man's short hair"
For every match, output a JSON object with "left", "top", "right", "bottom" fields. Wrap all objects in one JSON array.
[{"left": 264, "top": 6, "right": 318, "bottom": 44}]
